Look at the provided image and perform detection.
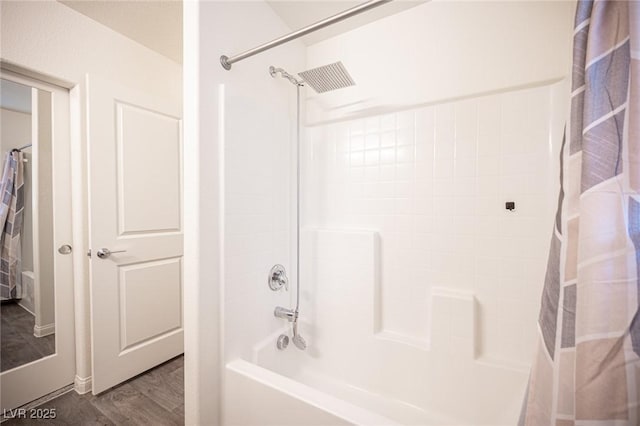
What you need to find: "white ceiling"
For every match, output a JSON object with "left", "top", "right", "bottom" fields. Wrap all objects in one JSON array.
[
  {"left": 0, "top": 79, "right": 32, "bottom": 114},
  {"left": 266, "top": 1, "right": 425, "bottom": 45},
  {"left": 58, "top": 0, "right": 426, "bottom": 64},
  {"left": 59, "top": 0, "right": 183, "bottom": 63}
]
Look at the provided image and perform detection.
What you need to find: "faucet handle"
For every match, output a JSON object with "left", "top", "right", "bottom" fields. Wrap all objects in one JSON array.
[{"left": 268, "top": 264, "right": 288, "bottom": 291}]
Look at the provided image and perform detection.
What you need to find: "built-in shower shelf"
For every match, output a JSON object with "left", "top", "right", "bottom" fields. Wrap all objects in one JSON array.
[{"left": 374, "top": 330, "right": 430, "bottom": 351}]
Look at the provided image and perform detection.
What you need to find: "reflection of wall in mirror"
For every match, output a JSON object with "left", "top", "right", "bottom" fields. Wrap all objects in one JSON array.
[
  {"left": 0, "top": 104, "right": 34, "bottom": 314},
  {"left": 32, "top": 89, "right": 55, "bottom": 337}
]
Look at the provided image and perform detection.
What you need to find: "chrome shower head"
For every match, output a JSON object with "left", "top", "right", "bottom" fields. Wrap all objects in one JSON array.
[
  {"left": 269, "top": 66, "right": 303, "bottom": 86},
  {"left": 298, "top": 61, "right": 355, "bottom": 94}
]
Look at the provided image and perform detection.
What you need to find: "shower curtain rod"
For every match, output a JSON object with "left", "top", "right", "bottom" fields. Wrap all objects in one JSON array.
[{"left": 220, "top": 0, "right": 393, "bottom": 70}]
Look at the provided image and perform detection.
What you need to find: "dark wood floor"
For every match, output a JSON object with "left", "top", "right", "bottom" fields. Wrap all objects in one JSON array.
[
  {"left": 1, "top": 301, "right": 55, "bottom": 372},
  {"left": 3, "top": 355, "right": 184, "bottom": 425}
]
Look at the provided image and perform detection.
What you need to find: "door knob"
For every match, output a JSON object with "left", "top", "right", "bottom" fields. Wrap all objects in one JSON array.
[
  {"left": 58, "top": 244, "right": 72, "bottom": 255},
  {"left": 96, "top": 248, "right": 127, "bottom": 259}
]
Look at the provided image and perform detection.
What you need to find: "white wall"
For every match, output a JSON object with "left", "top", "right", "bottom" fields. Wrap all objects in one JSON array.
[
  {"left": 305, "top": 0, "right": 574, "bottom": 123},
  {"left": 32, "top": 88, "right": 55, "bottom": 335},
  {"left": 1, "top": 0, "right": 181, "bottom": 394},
  {"left": 184, "top": 1, "right": 304, "bottom": 424}
]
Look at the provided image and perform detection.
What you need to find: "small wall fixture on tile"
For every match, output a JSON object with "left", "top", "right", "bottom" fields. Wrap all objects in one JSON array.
[{"left": 505, "top": 201, "right": 515, "bottom": 211}]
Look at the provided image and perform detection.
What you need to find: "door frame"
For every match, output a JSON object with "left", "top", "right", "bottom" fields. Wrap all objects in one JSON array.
[
  {"left": 0, "top": 68, "right": 76, "bottom": 410},
  {"left": 1, "top": 60, "right": 93, "bottom": 398}
]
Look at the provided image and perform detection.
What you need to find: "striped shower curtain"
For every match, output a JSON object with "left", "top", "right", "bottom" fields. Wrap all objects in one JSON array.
[
  {"left": 520, "top": 1, "right": 640, "bottom": 424},
  {"left": 0, "top": 150, "right": 25, "bottom": 300}
]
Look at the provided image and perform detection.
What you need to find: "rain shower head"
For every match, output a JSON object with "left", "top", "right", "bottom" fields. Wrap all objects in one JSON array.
[{"left": 298, "top": 61, "right": 355, "bottom": 94}]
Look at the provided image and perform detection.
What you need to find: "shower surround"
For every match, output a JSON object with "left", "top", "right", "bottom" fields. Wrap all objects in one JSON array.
[
  {"left": 302, "top": 83, "right": 567, "bottom": 365},
  {"left": 226, "top": 81, "right": 569, "bottom": 424},
  {"left": 234, "top": 81, "right": 568, "bottom": 424},
  {"left": 191, "top": 0, "right": 576, "bottom": 424}
]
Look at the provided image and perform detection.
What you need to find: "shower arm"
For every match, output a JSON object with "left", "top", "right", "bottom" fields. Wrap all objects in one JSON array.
[
  {"left": 269, "top": 66, "right": 303, "bottom": 87},
  {"left": 220, "top": 0, "right": 393, "bottom": 70}
]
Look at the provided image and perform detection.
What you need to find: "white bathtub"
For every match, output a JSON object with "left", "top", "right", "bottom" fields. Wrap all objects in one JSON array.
[
  {"left": 223, "top": 230, "right": 531, "bottom": 425},
  {"left": 224, "top": 329, "right": 526, "bottom": 425},
  {"left": 225, "top": 359, "right": 396, "bottom": 426}
]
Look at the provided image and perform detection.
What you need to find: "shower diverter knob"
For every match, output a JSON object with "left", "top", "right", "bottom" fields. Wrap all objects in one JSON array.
[{"left": 268, "top": 264, "right": 288, "bottom": 291}]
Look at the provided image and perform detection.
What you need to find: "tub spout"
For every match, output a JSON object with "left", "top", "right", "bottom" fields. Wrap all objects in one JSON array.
[{"left": 274, "top": 306, "right": 297, "bottom": 322}]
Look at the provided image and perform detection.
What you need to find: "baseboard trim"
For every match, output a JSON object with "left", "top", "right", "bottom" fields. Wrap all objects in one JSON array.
[
  {"left": 17, "top": 301, "right": 35, "bottom": 316},
  {"left": 33, "top": 323, "right": 55, "bottom": 337},
  {"left": 74, "top": 375, "right": 92, "bottom": 394},
  {"left": 1, "top": 384, "right": 73, "bottom": 422}
]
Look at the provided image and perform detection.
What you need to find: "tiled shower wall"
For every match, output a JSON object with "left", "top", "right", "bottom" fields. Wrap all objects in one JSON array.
[{"left": 304, "top": 82, "right": 566, "bottom": 365}]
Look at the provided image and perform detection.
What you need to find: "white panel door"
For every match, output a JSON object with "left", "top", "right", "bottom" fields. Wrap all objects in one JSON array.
[{"left": 87, "top": 74, "right": 183, "bottom": 394}]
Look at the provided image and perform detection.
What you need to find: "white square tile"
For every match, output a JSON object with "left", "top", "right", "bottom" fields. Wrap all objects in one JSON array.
[
  {"left": 453, "top": 197, "right": 476, "bottom": 216},
  {"left": 396, "top": 163, "right": 415, "bottom": 181},
  {"left": 435, "top": 139, "right": 455, "bottom": 160},
  {"left": 435, "top": 103, "right": 455, "bottom": 145},
  {"left": 378, "top": 182, "right": 395, "bottom": 198},
  {"left": 455, "top": 100, "right": 478, "bottom": 141},
  {"left": 365, "top": 134, "right": 380, "bottom": 150},
  {"left": 394, "top": 181, "right": 415, "bottom": 198},
  {"left": 380, "top": 147, "right": 396, "bottom": 165},
  {"left": 350, "top": 119, "right": 365, "bottom": 135},
  {"left": 434, "top": 158, "right": 454, "bottom": 178},
  {"left": 350, "top": 151, "right": 364, "bottom": 167},
  {"left": 456, "top": 137, "right": 478, "bottom": 159},
  {"left": 476, "top": 175, "right": 500, "bottom": 196},
  {"left": 349, "top": 166, "right": 365, "bottom": 183},
  {"left": 416, "top": 162, "right": 434, "bottom": 180},
  {"left": 416, "top": 140, "right": 434, "bottom": 164},
  {"left": 433, "top": 179, "right": 454, "bottom": 197},
  {"left": 380, "top": 164, "right": 395, "bottom": 181},
  {"left": 365, "top": 117, "right": 380, "bottom": 133},
  {"left": 396, "top": 145, "right": 415, "bottom": 163},
  {"left": 416, "top": 106, "right": 435, "bottom": 144},
  {"left": 365, "top": 150, "right": 380, "bottom": 166},
  {"left": 363, "top": 166, "right": 379, "bottom": 183},
  {"left": 380, "top": 131, "right": 396, "bottom": 147},
  {"left": 477, "top": 155, "right": 500, "bottom": 176},
  {"left": 455, "top": 157, "right": 477, "bottom": 178},
  {"left": 380, "top": 114, "right": 396, "bottom": 131},
  {"left": 415, "top": 196, "right": 434, "bottom": 215},
  {"left": 350, "top": 135, "right": 364, "bottom": 151},
  {"left": 398, "top": 111, "right": 415, "bottom": 130},
  {"left": 395, "top": 198, "right": 414, "bottom": 215},
  {"left": 397, "top": 129, "right": 414, "bottom": 147},
  {"left": 415, "top": 215, "right": 433, "bottom": 234}
]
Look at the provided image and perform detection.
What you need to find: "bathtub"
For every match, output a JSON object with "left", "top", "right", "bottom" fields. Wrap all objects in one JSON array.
[
  {"left": 223, "top": 230, "right": 532, "bottom": 425},
  {"left": 225, "top": 340, "right": 460, "bottom": 426},
  {"left": 18, "top": 270, "right": 35, "bottom": 314},
  {"left": 223, "top": 327, "right": 528, "bottom": 425}
]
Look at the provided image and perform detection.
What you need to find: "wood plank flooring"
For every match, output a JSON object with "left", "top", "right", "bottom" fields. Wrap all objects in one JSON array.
[
  {"left": 1, "top": 301, "right": 55, "bottom": 372},
  {"left": 2, "top": 355, "right": 184, "bottom": 425}
]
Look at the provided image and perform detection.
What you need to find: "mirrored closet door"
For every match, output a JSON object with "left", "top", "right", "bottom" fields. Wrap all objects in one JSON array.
[{"left": 0, "top": 69, "right": 75, "bottom": 411}]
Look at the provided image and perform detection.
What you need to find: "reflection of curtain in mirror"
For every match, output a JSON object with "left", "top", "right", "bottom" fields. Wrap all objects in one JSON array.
[{"left": 0, "top": 150, "right": 24, "bottom": 300}]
